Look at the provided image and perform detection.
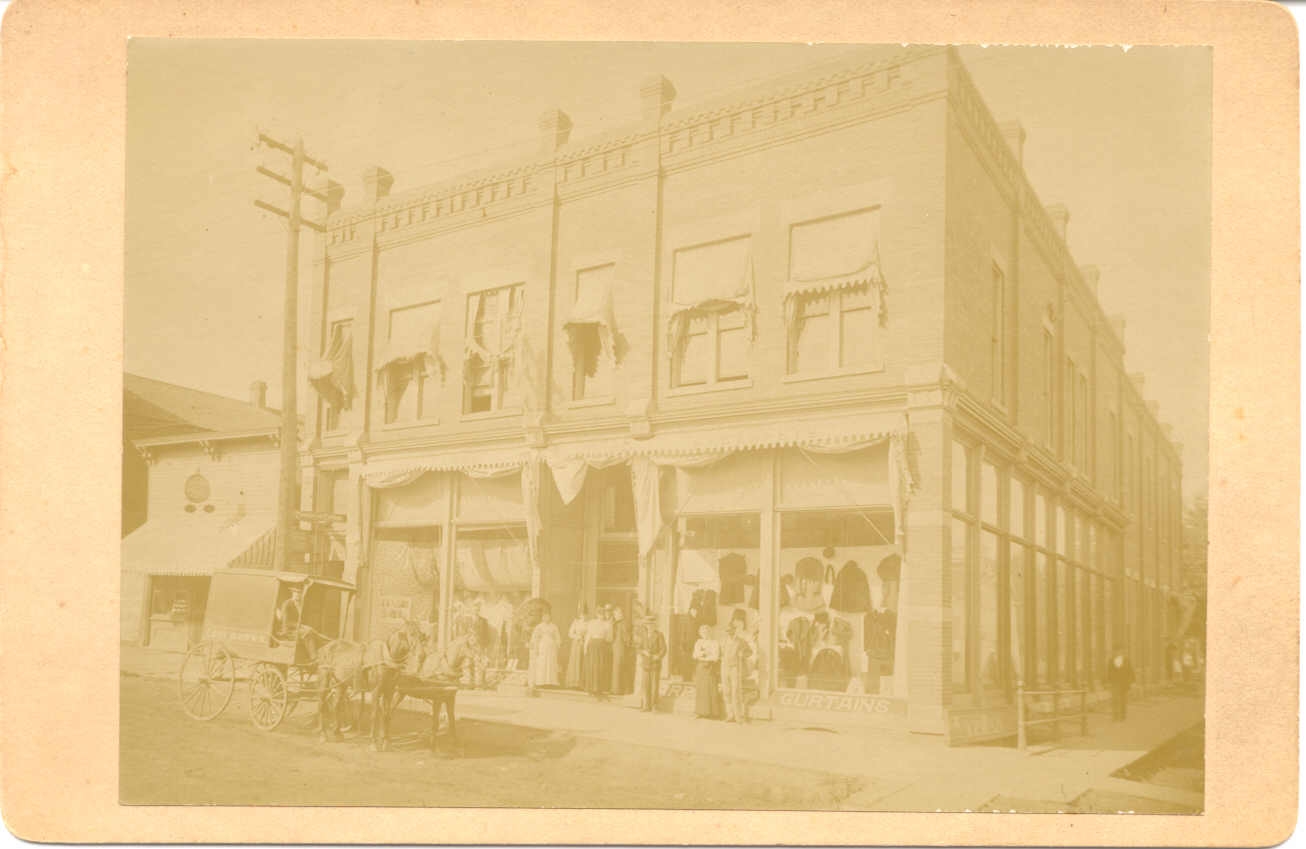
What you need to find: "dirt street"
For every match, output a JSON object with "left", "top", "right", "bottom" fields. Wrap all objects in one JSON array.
[{"left": 120, "top": 673, "right": 863, "bottom": 808}]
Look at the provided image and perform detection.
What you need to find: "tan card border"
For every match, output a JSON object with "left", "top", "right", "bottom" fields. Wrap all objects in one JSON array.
[{"left": 0, "top": 0, "right": 1297, "bottom": 844}]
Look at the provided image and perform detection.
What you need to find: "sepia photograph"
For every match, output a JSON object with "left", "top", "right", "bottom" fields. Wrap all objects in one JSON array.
[{"left": 116, "top": 40, "right": 1214, "bottom": 813}]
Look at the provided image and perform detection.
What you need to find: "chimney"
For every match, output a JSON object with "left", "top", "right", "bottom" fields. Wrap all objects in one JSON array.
[
  {"left": 1080, "top": 265, "right": 1100, "bottom": 296},
  {"left": 640, "top": 74, "right": 677, "bottom": 122},
  {"left": 362, "top": 166, "right": 394, "bottom": 203},
  {"left": 249, "top": 380, "right": 268, "bottom": 409},
  {"left": 998, "top": 120, "right": 1026, "bottom": 166},
  {"left": 538, "top": 108, "right": 573, "bottom": 153},
  {"left": 325, "top": 180, "right": 346, "bottom": 215}
]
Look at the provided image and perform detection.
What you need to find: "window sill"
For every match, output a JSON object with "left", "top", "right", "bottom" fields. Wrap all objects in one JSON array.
[
  {"left": 566, "top": 396, "right": 616, "bottom": 410},
  {"left": 378, "top": 419, "right": 440, "bottom": 433},
  {"left": 781, "top": 362, "right": 885, "bottom": 384},
  {"left": 667, "top": 378, "right": 753, "bottom": 397},
  {"left": 461, "top": 407, "right": 523, "bottom": 423}
]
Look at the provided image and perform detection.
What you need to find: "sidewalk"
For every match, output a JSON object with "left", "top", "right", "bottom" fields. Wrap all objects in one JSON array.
[{"left": 122, "top": 643, "right": 1203, "bottom": 812}]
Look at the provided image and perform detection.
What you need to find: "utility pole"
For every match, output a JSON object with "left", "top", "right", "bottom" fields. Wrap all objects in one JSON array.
[{"left": 254, "top": 133, "right": 336, "bottom": 572}]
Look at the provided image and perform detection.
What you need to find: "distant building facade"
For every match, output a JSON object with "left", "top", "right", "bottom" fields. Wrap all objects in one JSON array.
[
  {"left": 121, "top": 375, "right": 283, "bottom": 648},
  {"left": 303, "top": 46, "right": 1184, "bottom": 736}
]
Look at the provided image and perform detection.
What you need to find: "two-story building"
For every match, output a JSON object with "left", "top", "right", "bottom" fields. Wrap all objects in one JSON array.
[{"left": 302, "top": 45, "right": 1186, "bottom": 738}]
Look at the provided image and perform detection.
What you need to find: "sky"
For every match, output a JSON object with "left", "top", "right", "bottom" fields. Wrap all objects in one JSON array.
[{"left": 124, "top": 41, "right": 1211, "bottom": 500}]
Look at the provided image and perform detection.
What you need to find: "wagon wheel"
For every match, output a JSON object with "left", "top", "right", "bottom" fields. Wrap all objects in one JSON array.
[
  {"left": 248, "top": 663, "right": 290, "bottom": 731},
  {"left": 178, "top": 642, "right": 235, "bottom": 721}
]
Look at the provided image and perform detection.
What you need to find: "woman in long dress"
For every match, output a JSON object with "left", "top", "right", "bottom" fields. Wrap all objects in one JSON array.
[
  {"left": 529, "top": 611, "right": 561, "bottom": 688},
  {"left": 584, "top": 606, "right": 614, "bottom": 696},
  {"left": 692, "top": 625, "right": 723, "bottom": 719},
  {"left": 565, "top": 607, "right": 587, "bottom": 689}
]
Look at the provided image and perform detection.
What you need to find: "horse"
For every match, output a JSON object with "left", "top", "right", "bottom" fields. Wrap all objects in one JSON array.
[{"left": 315, "top": 619, "right": 427, "bottom": 751}]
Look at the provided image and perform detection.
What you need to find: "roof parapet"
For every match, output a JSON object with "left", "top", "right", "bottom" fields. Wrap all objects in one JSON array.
[{"left": 363, "top": 166, "right": 394, "bottom": 203}]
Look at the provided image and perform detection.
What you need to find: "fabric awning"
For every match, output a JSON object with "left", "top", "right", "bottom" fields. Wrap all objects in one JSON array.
[
  {"left": 377, "top": 302, "right": 442, "bottom": 381},
  {"left": 309, "top": 324, "right": 355, "bottom": 408},
  {"left": 783, "top": 207, "right": 887, "bottom": 324},
  {"left": 362, "top": 445, "right": 529, "bottom": 488},
  {"left": 121, "top": 515, "right": 275, "bottom": 577},
  {"left": 667, "top": 236, "right": 756, "bottom": 360},
  {"left": 562, "top": 264, "right": 618, "bottom": 367}
]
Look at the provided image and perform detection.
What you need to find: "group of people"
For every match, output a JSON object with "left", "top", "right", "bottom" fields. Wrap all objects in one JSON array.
[
  {"left": 691, "top": 614, "right": 754, "bottom": 723},
  {"left": 527, "top": 603, "right": 670, "bottom": 712}
]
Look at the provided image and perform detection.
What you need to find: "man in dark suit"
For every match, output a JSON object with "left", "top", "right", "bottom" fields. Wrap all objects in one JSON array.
[
  {"left": 1106, "top": 644, "right": 1136, "bottom": 721},
  {"left": 637, "top": 615, "right": 667, "bottom": 712}
]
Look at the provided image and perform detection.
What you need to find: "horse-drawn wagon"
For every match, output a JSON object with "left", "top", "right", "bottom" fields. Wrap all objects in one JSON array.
[{"left": 177, "top": 568, "right": 356, "bottom": 731}]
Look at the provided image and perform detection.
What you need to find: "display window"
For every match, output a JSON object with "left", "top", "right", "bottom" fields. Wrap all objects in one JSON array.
[
  {"left": 777, "top": 509, "right": 897, "bottom": 695},
  {"left": 453, "top": 525, "right": 532, "bottom": 670},
  {"left": 368, "top": 526, "right": 440, "bottom": 635},
  {"left": 668, "top": 513, "right": 761, "bottom": 683}
]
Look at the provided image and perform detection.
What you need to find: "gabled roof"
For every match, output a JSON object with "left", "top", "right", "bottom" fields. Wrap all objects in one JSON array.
[{"left": 124, "top": 373, "right": 282, "bottom": 441}]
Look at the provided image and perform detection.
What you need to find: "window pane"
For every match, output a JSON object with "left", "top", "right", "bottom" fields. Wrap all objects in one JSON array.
[
  {"left": 387, "top": 365, "right": 418, "bottom": 423},
  {"left": 979, "top": 530, "right": 1000, "bottom": 689},
  {"left": 839, "top": 304, "right": 876, "bottom": 369},
  {"left": 717, "top": 321, "right": 749, "bottom": 381},
  {"left": 1034, "top": 552, "right": 1049, "bottom": 684},
  {"left": 951, "top": 441, "right": 969, "bottom": 514},
  {"left": 1009, "top": 477, "right": 1025, "bottom": 539},
  {"left": 790, "top": 299, "right": 831, "bottom": 374},
  {"left": 1056, "top": 505, "right": 1067, "bottom": 556},
  {"left": 950, "top": 518, "right": 970, "bottom": 692},
  {"left": 777, "top": 511, "right": 897, "bottom": 693},
  {"left": 1056, "top": 558, "right": 1070, "bottom": 683},
  {"left": 1034, "top": 492, "right": 1047, "bottom": 547},
  {"left": 678, "top": 325, "right": 710, "bottom": 386},
  {"left": 1102, "top": 578, "right": 1115, "bottom": 682},
  {"left": 1010, "top": 543, "right": 1027, "bottom": 684},
  {"left": 980, "top": 462, "right": 999, "bottom": 526},
  {"left": 1080, "top": 570, "right": 1093, "bottom": 683},
  {"left": 1067, "top": 511, "right": 1078, "bottom": 562}
]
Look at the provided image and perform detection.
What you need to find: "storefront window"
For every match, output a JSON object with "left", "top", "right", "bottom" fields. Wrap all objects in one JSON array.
[
  {"left": 776, "top": 510, "right": 895, "bottom": 694},
  {"left": 1102, "top": 578, "right": 1115, "bottom": 678},
  {"left": 950, "top": 517, "right": 969, "bottom": 692},
  {"left": 1010, "top": 542, "right": 1027, "bottom": 684},
  {"left": 979, "top": 530, "right": 1001, "bottom": 690},
  {"left": 671, "top": 513, "right": 761, "bottom": 683},
  {"left": 1075, "top": 568, "right": 1088, "bottom": 684},
  {"left": 980, "top": 462, "right": 998, "bottom": 526},
  {"left": 1056, "top": 558, "right": 1070, "bottom": 683},
  {"left": 1034, "top": 552, "right": 1049, "bottom": 684},
  {"left": 369, "top": 526, "right": 441, "bottom": 635},
  {"left": 1009, "top": 478, "right": 1025, "bottom": 540},
  {"left": 453, "top": 525, "right": 532, "bottom": 670}
]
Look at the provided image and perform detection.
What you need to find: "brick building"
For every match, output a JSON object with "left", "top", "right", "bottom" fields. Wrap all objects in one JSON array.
[{"left": 302, "top": 46, "right": 1184, "bottom": 736}]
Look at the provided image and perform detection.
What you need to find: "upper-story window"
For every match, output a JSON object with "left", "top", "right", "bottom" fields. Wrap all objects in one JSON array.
[
  {"left": 310, "top": 318, "right": 354, "bottom": 433},
  {"left": 667, "top": 236, "right": 755, "bottom": 390},
  {"left": 464, "top": 284, "right": 524, "bottom": 414},
  {"left": 990, "top": 262, "right": 1007, "bottom": 405},
  {"left": 1076, "top": 372, "right": 1089, "bottom": 472},
  {"left": 379, "top": 300, "right": 441, "bottom": 425},
  {"left": 1041, "top": 317, "right": 1055, "bottom": 450},
  {"left": 564, "top": 263, "right": 617, "bottom": 402},
  {"left": 784, "top": 207, "right": 886, "bottom": 378}
]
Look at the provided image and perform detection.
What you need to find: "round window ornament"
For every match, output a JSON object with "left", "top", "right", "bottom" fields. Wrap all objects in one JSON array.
[{"left": 184, "top": 473, "right": 211, "bottom": 504}]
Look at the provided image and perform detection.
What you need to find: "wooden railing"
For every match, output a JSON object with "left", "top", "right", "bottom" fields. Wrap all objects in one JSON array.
[{"left": 1015, "top": 683, "right": 1088, "bottom": 750}]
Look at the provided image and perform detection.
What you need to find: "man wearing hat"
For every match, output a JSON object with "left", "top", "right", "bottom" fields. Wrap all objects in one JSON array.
[{"left": 636, "top": 614, "right": 667, "bottom": 712}]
